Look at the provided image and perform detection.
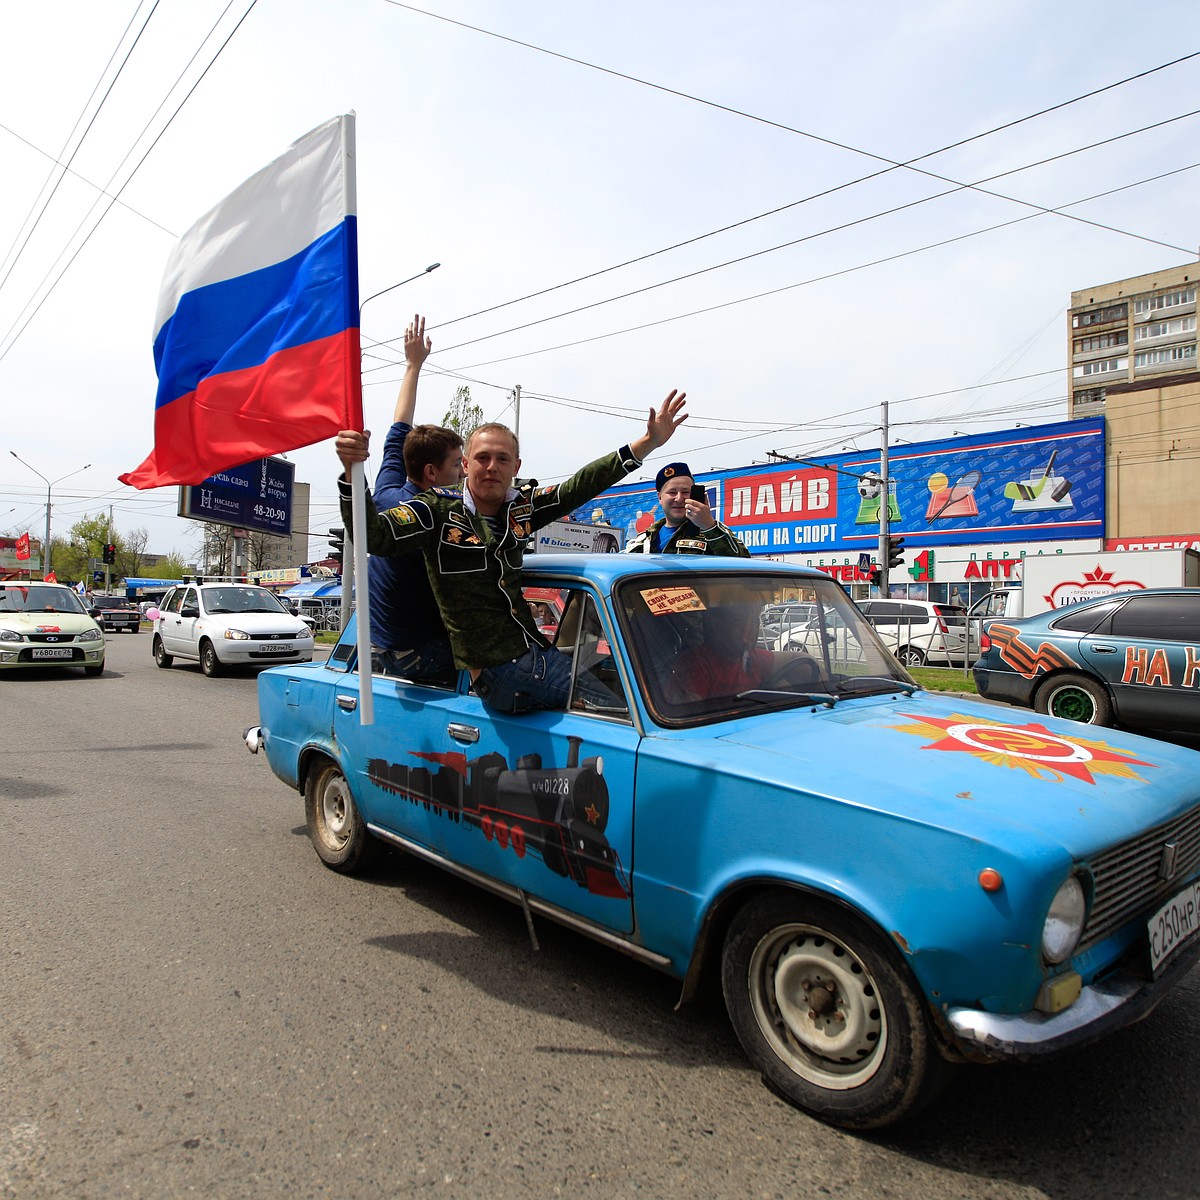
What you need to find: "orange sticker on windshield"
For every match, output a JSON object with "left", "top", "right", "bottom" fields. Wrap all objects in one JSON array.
[{"left": 641, "top": 586, "right": 706, "bottom": 616}]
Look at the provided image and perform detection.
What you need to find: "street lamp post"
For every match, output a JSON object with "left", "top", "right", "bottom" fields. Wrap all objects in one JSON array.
[{"left": 9, "top": 452, "right": 91, "bottom": 579}]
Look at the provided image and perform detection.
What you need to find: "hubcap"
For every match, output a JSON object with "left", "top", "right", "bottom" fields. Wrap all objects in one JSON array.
[
  {"left": 748, "top": 925, "right": 886, "bottom": 1089},
  {"left": 320, "top": 775, "right": 351, "bottom": 848},
  {"left": 1050, "top": 686, "right": 1095, "bottom": 722}
]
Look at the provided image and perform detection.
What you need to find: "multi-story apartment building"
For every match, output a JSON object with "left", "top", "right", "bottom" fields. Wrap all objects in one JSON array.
[{"left": 1068, "top": 260, "right": 1198, "bottom": 418}]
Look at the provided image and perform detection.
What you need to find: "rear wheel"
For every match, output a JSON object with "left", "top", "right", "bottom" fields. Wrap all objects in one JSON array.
[
  {"left": 199, "top": 639, "right": 222, "bottom": 677},
  {"left": 305, "top": 758, "right": 378, "bottom": 872},
  {"left": 1034, "top": 672, "right": 1112, "bottom": 726},
  {"left": 153, "top": 636, "right": 173, "bottom": 668},
  {"left": 722, "top": 892, "right": 952, "bottom": 1129},
  {"left": 897, "top": 645, "right": 926, "bottom": 668}
]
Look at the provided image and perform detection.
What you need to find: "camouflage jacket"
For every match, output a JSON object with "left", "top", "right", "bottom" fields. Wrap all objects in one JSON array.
[
  {"left": 339, "top": 445, "right": 642, "bottom": 669},
  {"left": 625, "top": 516, "right": 750, "bottom": 557}
]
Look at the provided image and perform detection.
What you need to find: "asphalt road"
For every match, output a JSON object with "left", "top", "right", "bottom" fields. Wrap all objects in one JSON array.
[{"left": 4, "top": 633, "right": 1200, "bottom": 1199}]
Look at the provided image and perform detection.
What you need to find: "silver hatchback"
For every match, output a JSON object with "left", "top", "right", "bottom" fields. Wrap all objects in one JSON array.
[{"left": 860, "top": 599, "right": 970, "bottom": 667}]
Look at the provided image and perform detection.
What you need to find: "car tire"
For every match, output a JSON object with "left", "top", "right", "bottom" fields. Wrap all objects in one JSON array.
[
  {"left": 153, "top": 636, "right": 173, "bottom": 668},
  {"left": 84, "top": 663, "right": 104, "bottom": 677},
  {"left": 305, "top": 757, "right": 378, "bottom": 873},
  {"left": 1034, "top": 672, "right": 1112, "bottom": 726},
  {"left": 898, "top": 645, "right": 926, "bottom": 668},
  {"left": 199, "top": 639, "right": 222, "bottom": 677},
  {"left": 721, "top": 892, "right": 953, "bottom": 1129}
]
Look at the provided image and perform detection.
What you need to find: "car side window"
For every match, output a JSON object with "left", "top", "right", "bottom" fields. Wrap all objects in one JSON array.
[
  {"left": 160, "top": 588, "right": 183, "bottom": 615},
  {"left": 1109, "top": 595, "right": 1200, "bottom": 642},
  {"left": 1051, "top": 601, "right": 1122, "bottom": 633},
  {"left": 553, "top": 590, "right": 630, "bottom": 721}
]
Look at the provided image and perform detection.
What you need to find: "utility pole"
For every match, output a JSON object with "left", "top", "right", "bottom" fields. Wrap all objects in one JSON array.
[
  {"left": 878, "top": 401, "right": 890, "bottom": 595},
  {"left": 105, "top": 505, "right": 113, "bottom": 594},
  {"left": 339, "top": 529, "right": 354, "bottom": 633},
  {"left": 512, "top": 384, "right": 521, "bottom": 444}
]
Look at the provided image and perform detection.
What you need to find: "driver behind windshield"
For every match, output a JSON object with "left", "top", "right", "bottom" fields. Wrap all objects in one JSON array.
[{"left": 670, "top": 603, "right": 777, "bottom": 699}]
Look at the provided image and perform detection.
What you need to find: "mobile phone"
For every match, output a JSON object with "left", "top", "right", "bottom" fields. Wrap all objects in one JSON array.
[{"left": 689, "top": 484, "right": 707, "bottom": 502}]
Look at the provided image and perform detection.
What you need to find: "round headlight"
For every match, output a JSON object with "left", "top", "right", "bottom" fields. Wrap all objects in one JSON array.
[{"left": 1042, "top": 875, "right": 1087, "bottom": 964}]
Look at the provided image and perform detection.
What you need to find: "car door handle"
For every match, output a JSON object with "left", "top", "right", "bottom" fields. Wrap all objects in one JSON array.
[
  {"left": 1090, "top": 644, "right": 1118, "bottom": 654},
  {"left": 448, "top": 723, "right": 479, "bottom": 744},
  {"left": 336, "top": 695, "right": 358, "bottom": 712}
]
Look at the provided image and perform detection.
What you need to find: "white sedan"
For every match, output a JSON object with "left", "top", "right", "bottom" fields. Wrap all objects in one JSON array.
[{"left": 149, "top": 582, "right": 314, "bottom": 676}]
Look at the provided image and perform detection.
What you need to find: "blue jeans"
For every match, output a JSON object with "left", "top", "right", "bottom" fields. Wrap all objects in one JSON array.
[
  {"left": 473, "top": 645, "right": 573, "bottom": 714},
  {"left": 372, "top": 637, "right": 457, "bottom": 686}
]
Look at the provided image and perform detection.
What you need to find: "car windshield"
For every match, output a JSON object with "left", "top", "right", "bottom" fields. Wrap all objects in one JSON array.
[
  {"left": 616, "top": 573, "right": 913, "bottom": 726},
  {"left": 0, "top": 584, "right": 88, "bottom": 615},
  {"left": 202, "top": 587, "right": 287, "bottom": 615}
]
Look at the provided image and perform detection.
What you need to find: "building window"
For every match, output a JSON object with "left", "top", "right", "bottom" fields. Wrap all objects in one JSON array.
[
  {"left": 1072, "top": 387, "right": 1106, "bottom": 407},
  {"left": 1073, "top": 356, "right": 1128, "bottom": 377},
  {"left": 1133, "top": 343, "right": 1196, "bottom": 368},
  {"left": 1133, "top": 315, "right": 1196, "bottom": 342},
  {"left": 1072, "top": 303, "right": 1127, "bottom": 328},
  {"left": 1133, "top": 287, "right": 1195, "bottom": 316},
  {"left": 1073, "top": 330, "right": 1128, "bottom": 353}
]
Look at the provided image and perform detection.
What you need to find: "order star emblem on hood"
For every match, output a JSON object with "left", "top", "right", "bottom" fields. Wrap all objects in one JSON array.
[{"left": 886, "top": 711, "right": 1156, "bottom": 785}]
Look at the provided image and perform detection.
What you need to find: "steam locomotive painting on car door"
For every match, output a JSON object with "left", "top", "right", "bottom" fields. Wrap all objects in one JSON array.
[{"left": 365, "top": 700, "right": 641, "bottom": 932}]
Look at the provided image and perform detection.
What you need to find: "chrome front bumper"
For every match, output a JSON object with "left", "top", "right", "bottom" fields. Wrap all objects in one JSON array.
[{"left": 947, "top": 937, "right": 1200, "bottom": 1059}]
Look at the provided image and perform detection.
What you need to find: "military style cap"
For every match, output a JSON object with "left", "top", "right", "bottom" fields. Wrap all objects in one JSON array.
[{"left": 655, "top": 462, "right": 693, "bottom": 491}]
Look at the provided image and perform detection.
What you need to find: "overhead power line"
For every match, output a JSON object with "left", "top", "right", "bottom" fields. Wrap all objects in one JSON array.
[
  {"left": 381, "top": 1, "right": 1198, "bottom": 336},
  {"left": 0, "top": 1, "right": 259, "bottom": 366},
  {"left": 442, "top": 159, "right": 1200, "bottom": 374}
]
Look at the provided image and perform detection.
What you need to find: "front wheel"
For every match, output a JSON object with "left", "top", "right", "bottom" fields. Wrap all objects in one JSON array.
[
  {"left": 721, "top": 893, "right": 952, "bottom": 1129},
  {"left": 1034, "top": 672, "right": 1112, "bottom": 725},
  {"left": 304, "top": 758, "right": 378, "bottom": 872},
  {"left": 84, "top": 663, "right": 104, "bottom": 677},
  {"left": 153, "top": 636, "right": 173, "bottom": 668},
  {"left": 199, "top": 639, "right": 222, "bottom": 677}
]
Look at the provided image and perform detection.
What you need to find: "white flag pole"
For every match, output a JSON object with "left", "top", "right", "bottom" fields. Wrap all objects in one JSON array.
[
  {"left": 350, "top": 459, "right": 374, "bottom": 725},
  {"left": 342, "top": 111, "right": 374, "bottom": 726}
]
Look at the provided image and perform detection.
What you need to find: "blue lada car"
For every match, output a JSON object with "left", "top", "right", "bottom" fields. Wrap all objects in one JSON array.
[{"left": 247, "top": 556, "right": 1200, "bottom": 1129}]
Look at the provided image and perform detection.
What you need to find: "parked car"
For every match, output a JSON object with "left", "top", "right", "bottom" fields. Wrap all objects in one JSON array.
[
  {"left": 246, "top": 556, "right": 1200, "bottom": 1130},
  {"left": 860, "top": 598, "right": 970, "bottom": 667},
  {"left": 758, "top": 602, "right": 816, "bottom": 648},
  {"left": 149, "top": 582, "right": 314, "bottom": 676},
  {"left": 973, "top": 588, "right": 1200, "bottom": 733},
  {"left": 0, "top": 582, "right": 105, "bottom": 675},
  {"left": 90, "top": 594, "right": 141, "bottom": 633}
]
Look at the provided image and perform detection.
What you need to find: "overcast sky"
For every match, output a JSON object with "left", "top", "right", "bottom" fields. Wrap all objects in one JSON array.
[{"left": 1, "top": 0, "right": 1196, "bottom": 560}]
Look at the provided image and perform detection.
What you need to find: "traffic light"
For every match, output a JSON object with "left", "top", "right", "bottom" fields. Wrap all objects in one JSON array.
[
  {"left": 102, "top": 543, "right": 116, "bottom": 564},
  {"left": 887, "top": 534, "right": 906, "bottom": 570},
  {"left": 328, "top": 527, "right": 345, "bottom": 564},
  {"left": 867, "top": 564, "right": 882, "bottom": 589}
]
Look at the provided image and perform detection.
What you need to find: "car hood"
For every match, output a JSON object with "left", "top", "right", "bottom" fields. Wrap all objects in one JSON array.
[
  {"left": 711, "top": 690, "right": 1200, "bottom": 857},
  {"left": 1, "top": 611, "right": 100, "bottom": 636},
  {"left": 193, "top": 613, "right": 310, "bottom": 636}
]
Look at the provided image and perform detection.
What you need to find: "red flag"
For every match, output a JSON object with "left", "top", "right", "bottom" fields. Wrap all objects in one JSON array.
[{"left": 15, "top": 532, "right": 30, "bottom": 561}]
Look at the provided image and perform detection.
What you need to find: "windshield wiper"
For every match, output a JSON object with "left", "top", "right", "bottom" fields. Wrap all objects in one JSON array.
[
  {"left": 836, "top": 676, "right": 920, "bottom": 697},
  {"left": 736, "top": 689, "right": 838, "bottom": 708}
]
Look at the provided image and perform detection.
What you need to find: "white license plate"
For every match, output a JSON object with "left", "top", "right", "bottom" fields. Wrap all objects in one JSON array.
[
  {"left": 260, "top": 643, "right": 293, "bottom": 653},
  {"left": 32, "top": 647, "right": 73, "bottom": 659},
  {"left": 1147, "top": 880, "right": 1200, "bottom": 973}
]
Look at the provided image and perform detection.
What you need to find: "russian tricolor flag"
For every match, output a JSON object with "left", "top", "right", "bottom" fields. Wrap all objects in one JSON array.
[{"left": 120, "top": 116, "right": 360, "bottom": 489}]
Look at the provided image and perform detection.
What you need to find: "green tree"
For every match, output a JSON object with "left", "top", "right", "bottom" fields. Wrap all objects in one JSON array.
[
  {"left": 152, "top": 553, "right": 188, "bottom": 579},
  {"left": 442, "top": 385, "right": 483, "bottom": 438}
]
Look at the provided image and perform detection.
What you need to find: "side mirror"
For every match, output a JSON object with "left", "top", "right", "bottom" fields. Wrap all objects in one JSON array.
[{"left": 181, "top": 605, "right": 199, "bottom": 618}]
